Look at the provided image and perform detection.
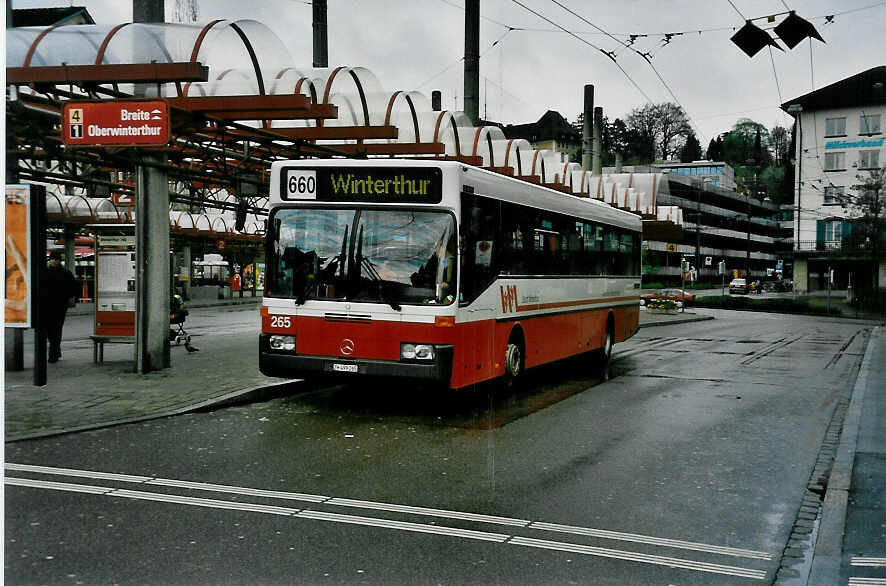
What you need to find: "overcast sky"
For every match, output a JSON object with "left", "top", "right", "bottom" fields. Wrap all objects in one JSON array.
[{"left": 11, "top": 0, "right": 886, "bottom": 146}]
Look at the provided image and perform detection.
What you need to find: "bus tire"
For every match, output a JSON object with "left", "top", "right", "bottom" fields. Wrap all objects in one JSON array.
[{"left": 502, "top": 332, "right": 524, "bottom": 391}]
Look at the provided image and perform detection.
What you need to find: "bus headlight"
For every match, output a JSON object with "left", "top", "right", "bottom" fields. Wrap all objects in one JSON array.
[
  {"left": 401, "top": 343, "right": 434, "bottom": 360},
  {"left": 269, "top": 335, "right": 296, "bottom": 352}
]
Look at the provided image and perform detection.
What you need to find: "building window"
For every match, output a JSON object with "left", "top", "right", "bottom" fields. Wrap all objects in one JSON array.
[
  {"left": 824, "top": 151, "right": 846, "bottom": 171},
  {"left": 859, "top": 149, "right": 880, "bottom": 169},
  {"left": 823, "top": 185, "right": 844, "bottom": 205},
  {"left": 860, "top": 114, "right": 881, "bottom": 135},
  {"left": 819, "top": 220, "right": 843, "bottom": 249},
  {"left": 825, "top": 117, "right": 846, "bottom": 137}
]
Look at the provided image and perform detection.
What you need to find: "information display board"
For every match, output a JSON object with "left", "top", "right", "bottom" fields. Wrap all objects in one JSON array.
[{"left": 95, "top": 233, "right": 136, "bottom": 337}]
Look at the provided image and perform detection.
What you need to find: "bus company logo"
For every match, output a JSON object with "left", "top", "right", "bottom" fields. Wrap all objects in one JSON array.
[
  {"left": 339, "top": 338, "right": 356, "bottom": 355},
  {"left": 500, "top": 285, "right": 518, "bottom": 313}
]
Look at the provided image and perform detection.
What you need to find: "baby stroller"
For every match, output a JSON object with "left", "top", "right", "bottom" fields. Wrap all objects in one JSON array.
[{"left": 169, "top": 294, "right": 191, "bottom": 346}]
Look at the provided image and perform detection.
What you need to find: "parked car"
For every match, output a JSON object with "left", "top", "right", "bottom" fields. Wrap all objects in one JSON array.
[
  {"left": 729, "top": 278, "right": 749, "bottom": 294},
  {"left": 640, "top": 288, "right": 695, "bottom": 307}
]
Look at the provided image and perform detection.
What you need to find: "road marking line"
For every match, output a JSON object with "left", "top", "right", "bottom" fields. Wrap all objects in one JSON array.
[
  {"left": 326, "top": 497, "right": 530, "bottom": 527},
  {"left": 7, "top": 474, "right": 770, "bottom": 580},
  {"left": 5, "top": 476, "right": 114, "bottom": 495},
  {"left": 849, "top": 578, "right": 886, "bottom": 585},
  {"left": 853, "top": 557, "right": 886, "bottom": 567},
  {"left": 510, "top": 536, "right": 767, "bottom": 580},
  {"left": 530, "top": 521, "right": 772, "bottom": 560},
  {"left": 147, "top": 478, "right": 328, "bottom": 503},
  {"left": 298, "top": 510, "right": 510, "bottom": 542},
  {"left": 6, "top": 463, "right": 771, "bottom": 567},
  {"left": 110, "top": 489, "right": 300, "bottom": 516},
  {"left": 6, "top": 462, "right": 152, "bottom": 483}
]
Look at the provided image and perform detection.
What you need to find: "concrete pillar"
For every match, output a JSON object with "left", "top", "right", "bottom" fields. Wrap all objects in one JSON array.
[
  {"left": 615, "top": 153, "right": 623, "bottom": 173},
  {"left": 63, "top": 224, "right": 76, "bottom": 273},
  {"left": 135, "top": 155, "right": 170, "bottom": 372},
  {"left": 312, "top": 0, "right": 328, "bottom": 68},
  {"left": 463, "top": 0, "right": 480, "bottom": 125},
  {"left": 794, "top": 257, "right": 808, "bottom": 294},
  {"left": 592, "top": 107, "right": 603, "bottom": 175},
  {"left": 581, "top": 85, "right": 593, "bottom": 171}
]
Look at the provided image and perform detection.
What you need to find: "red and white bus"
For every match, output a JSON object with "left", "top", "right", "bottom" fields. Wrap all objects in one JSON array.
[{"left": 260, "top": 159, "right": 641, "bottom": 389}]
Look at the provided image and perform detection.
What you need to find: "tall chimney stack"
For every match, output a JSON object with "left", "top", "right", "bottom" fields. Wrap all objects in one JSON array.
[
  {"left": 313, "top": 0, "right": 328, "bottom": 68},
  {"left": 593, "top": 106, "right": 603, "bottom": 175},
  {"left": 581, "top": 84, "right": 594, "bottom": 171},
  {"left": 463, "top": 0, "right": 480, "bottom": 125}
]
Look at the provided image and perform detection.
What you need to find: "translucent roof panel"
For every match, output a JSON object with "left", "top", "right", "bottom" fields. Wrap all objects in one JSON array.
[
  {"left": 6, "top": 28, "right": 42, "bottom": 67},
  {"left": 11, "top": 25, "right": 119, "bottom": 66},
  {"left": 100, "top": 23, "right": 204, "bottom": 65}
]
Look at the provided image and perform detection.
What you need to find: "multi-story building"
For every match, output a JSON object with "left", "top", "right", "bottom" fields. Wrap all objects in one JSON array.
[
  {"left": 656, "top": 160, "right": 737, "bottom": 190},
  {"left": 783, "top": 66, "right": 886, "bottom": 292},
  {"left": 503, "top": 110, "right": 581, "bottom": 162}
]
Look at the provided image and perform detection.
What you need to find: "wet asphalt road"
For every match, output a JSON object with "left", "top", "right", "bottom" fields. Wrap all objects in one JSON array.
[{"left": 5, "top": 310, "right": 878, "bottom": 585}]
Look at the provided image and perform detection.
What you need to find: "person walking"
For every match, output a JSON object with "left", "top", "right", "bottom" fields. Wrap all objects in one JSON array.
[{"left": 41, "top": 250, "right": 78, "bottom": 363}]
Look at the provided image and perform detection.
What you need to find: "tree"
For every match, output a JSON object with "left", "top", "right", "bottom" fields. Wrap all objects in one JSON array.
[
  {"left": 679, "top": 133, "right": 703, "bottom": 162},
  {"left": 654, "top": 103, "right": 692, "bottom": 160},
  {"left": 706, "top": 136, "right": 724, "bottom": 161},
  {"left": 770, "top": 125, "right": 790, "bottom": 166},
  {"left": 624, "top": 102, "right": 693, "bottom": 162},
  {"left": 844, "top": 167, "right": 885, "bottom": 290}
]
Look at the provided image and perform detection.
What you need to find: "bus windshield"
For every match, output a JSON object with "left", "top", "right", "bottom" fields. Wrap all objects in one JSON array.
[{"left": 267, "top": 208, "right": 457, "bottom": 307}]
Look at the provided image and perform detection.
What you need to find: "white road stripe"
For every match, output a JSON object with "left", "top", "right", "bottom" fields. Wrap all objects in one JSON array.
[
  {"left": 147, "top": 478, "right": 328, "bottom": 503},
  {"left": 298, "top": 510, "right": 510, "bottom": 542},
  {"left": 853, "top": 557, "right": 886, "bottom": 567},
  {"left": 5, "top": 476, "right": 114, "bottom": 495},
  {"left": 6, "top": 462, "right": 152, "bottom": 483},
  {"left": 110, "top": 489, "right": 300, "bottom": 516},
  {"left": 510, "top": 536, "right": 767, "bottom": 580},
  {"left": 326, "top": 497, "right": 530, "bottom": 527},
  {"left": 530, "top": 521, "right": 772, "bottom": 560},
  {"left": 5, "top": 463, "right": 771, "bottom": 573},
  {"left": 7, "top": 473, "right": 770, "bottom": 580},
  {"left": 849, "top": 578, "right": 886, "bottom": 585}
]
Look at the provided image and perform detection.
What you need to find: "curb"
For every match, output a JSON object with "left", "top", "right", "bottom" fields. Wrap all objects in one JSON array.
[
  {"left": 638, "top": 315, "right": 715, "bottom": 328},
  {"left": 807, "top": 325, "right": 880, "bottom": 584},
  {"left": 4, "top": 379, "right": 302, "bottom": 443}
]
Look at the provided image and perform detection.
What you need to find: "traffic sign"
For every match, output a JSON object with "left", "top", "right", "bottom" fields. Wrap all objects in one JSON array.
[
  {"left": 112, "top": 192, "right": 135, "bottom": 207},
  {"left": 666, "top": 243, "right": 678, "bottom": 252},
  {"left": 62, "top": 100, "right": 170, "bottom": 147}
]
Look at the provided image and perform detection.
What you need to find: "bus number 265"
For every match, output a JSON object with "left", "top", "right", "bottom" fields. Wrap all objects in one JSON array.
[{"left": 270, "top": 315, "right": 292, "bottom": 329}]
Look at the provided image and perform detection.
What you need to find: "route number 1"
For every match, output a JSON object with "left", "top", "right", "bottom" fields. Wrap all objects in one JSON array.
[{"left": 285, "top": 170, "right": 317, "bottom": 200}]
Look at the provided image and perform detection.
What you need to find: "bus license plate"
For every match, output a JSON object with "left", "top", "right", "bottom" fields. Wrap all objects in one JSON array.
[{"left": 332, "top": 363, "right": 358, "bottom": 373}]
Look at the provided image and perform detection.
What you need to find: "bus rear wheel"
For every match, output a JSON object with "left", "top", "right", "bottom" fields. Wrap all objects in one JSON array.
[{"left": 502, "top": 337, "right": 524, "bottom": 391}]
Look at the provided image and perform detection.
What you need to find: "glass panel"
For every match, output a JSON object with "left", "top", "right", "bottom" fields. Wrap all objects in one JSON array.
[{"left": 267, "top": 208, "right": 456, "bottom": 305}]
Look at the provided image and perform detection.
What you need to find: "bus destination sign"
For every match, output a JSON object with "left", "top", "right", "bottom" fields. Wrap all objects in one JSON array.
[
  {"left": 62, "top": 100, "right": 170, "bottom": 147},
  {"left": 282, "top": 167, "right": 442, "bottom": 203}
]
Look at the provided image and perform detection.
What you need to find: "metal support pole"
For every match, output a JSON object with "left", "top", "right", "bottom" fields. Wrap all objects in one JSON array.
[
  {"left": 135, "top": 154, "right": 171, "bottom": 373},
  {"left": 431, "top": 90, "right": 442, "bottom": 112},
  {"left": 32, "top": 185, "right": 47, "bottom": 386},
  {"left": 182, "top": 243, "right": 192, "bottom": 301},
  {"left": 581, "top": 84, "right": 593, "bottom": 171},
  {"left": 463, "top": 0, "right": 480, "bottom": 125}
]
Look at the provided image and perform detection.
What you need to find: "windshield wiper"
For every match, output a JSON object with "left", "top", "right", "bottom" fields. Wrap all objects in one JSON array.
[{"left": 351, "top": 224, "right": 401, "bottom": 311}]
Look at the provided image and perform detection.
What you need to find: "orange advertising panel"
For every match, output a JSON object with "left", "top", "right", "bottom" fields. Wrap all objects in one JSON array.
[
  {"left": 63, "top": 100, "right": 170, "bottom": 147},
  {"left": 5, "top": 185, "right": 31, "bottom": 327}
]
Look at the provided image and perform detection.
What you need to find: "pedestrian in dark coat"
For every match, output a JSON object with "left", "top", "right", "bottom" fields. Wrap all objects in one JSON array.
[{"left": 41, "top": 250, "right": 79, "bottom": 363}]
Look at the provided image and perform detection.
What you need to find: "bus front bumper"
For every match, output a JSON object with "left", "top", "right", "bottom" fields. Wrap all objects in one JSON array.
[{"left": 259, "top": 336, "right": 454, "bottom": 384}]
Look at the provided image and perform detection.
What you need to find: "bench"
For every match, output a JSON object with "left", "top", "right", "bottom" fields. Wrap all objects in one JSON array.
[{"left": 89, "top": 335, "right": 134, "bottom": 364}]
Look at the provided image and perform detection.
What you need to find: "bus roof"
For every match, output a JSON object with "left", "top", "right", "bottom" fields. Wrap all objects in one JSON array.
[{"left": 270, "top": 159, "right": 642, "bottom": 233}]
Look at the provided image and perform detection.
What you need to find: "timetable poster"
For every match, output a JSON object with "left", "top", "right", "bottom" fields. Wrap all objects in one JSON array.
[{"left": 5, "top": 185, "right": 32, "bottom": 328}]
